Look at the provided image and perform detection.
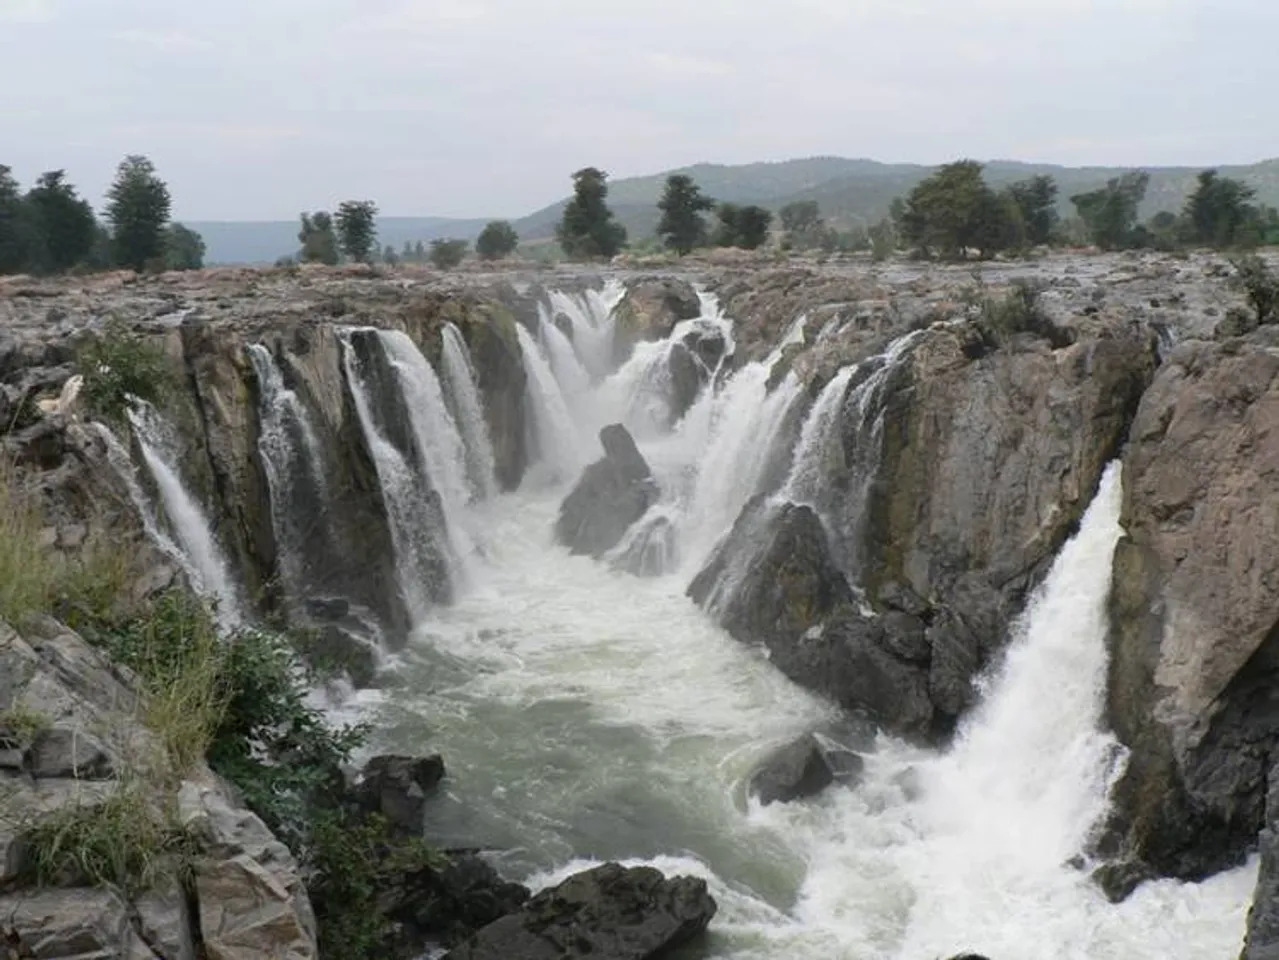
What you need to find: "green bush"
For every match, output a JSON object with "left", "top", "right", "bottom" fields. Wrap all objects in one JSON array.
[
  {"left": 1231, "top": 254, "right": 1279, "bottom": 325},
  {"left": 76, "top": 318, "right": 173, "bottom": 422}
]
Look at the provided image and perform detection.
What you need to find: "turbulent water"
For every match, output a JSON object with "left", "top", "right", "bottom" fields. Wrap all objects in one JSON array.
[{"left": 322, "top": 288, "right": 1254, "bottom": 956}]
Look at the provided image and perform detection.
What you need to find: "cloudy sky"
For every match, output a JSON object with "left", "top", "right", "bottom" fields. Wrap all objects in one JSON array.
[{"left": 1, "top": 0, "right": 1275, "bottom": 220}]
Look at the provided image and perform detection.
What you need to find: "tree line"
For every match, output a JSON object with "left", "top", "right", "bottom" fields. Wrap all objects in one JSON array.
[
  {"left": 546, "top": 162, "right": 1279, "bottom": 263},
  {"left": 0, "top": 156, "right": 205, "bottom": 276}
]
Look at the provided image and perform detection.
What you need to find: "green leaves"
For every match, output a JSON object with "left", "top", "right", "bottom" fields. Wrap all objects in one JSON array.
[
  {"left": 336, "top": 200, "right": 379, "bottom": 263},
  {"left": 106, "top": 155, "right": 172, "bottom": 272},
  {"left": 557, "top": 167, "right": 627, "bottom": 259},
  {"left": 476, "top": 219, "right": 519, "bottom": 260},
  {"left": 657, "top": 174, "right": 714, "bottom": 255}
]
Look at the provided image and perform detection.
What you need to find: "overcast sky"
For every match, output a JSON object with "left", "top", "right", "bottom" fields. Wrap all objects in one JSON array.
[{"left": 2, "top": 0, "right": 1275, "bottom": 221}]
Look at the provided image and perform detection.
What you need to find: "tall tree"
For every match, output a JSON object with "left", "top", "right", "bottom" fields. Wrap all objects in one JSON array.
[
  {"left": 106, "top": 155, "right": 172, "bottom": 271},
  {"left": 656, "top": 175, "right": 714, "bottom": 255},
  {"left": 475, "top": 220, "right": 519, "bottom": 260},
  {"left": 164, "top": 223, "right": 206, "bottom": 270},
  {"left": 556, "top": 167, "right": 627, "bottom": 259},
  {"left": 25, "top": 170, "right": 96, "bottom": 273},
  {"left": 1071, "top": 172, "right": 1149, "bottom": 251},
  {"left": 1185, "top": 170, "right": 1258, "bottom": 248},
  {"left": 1004, "top": 175, "right": 1059, "bottom": 247},
  {"left": 298, "top": 212, "right": 339, "bottom": 265},
  {"left": 712, "top": 203, "right": 772, "bottom": 250},
  {"left": 0, "top": 165, "right": 38, "bottom": 274},
  {"left": 900, "top": 160, "right": 1012, "bottom": 259},
  {"left": 335, "top": 200, "right": 378, "bottom": 263}
]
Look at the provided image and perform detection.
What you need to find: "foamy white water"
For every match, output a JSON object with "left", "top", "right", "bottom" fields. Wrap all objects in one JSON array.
[
  {"left": 360, "top": 289, "right": 1253, "bottom": 960},
  {"left": 516, "top": 323, "right": 587, "bottom": 485},
  {"left": 440, "top": 323, "right": 498, "bottom": 502}
]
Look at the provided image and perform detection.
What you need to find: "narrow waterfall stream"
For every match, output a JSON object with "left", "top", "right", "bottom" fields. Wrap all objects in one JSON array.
[
  {"left": 125, "top": 401, "right": 244, "bottom": 626},
  {"left": 339, "top": 290, "right": 1252, "bottom": 958}
]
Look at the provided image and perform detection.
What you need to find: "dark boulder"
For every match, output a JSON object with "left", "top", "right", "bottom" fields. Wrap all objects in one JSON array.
[
  {"left": 555, "top": 425, "right": 658, "bottom": 558},
  {"left": 355, "top": 754, "right": 446, "bottom": 835},
  {"left": 666, "top": 343, "right": 703, "bottom": 426},
  {"left": 749, "top": 733, "right": 865, "bottom": 806},
  {"left": 382, "top": 852, "right": 531, "bottom": 953},
  {"left": 444, "top": 862, "right": 716, "bottom": 960}
]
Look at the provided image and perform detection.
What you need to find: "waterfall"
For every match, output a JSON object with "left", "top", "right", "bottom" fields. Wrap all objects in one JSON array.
[
  {"left": 516, "top": 323, "right": 585, "bottom": 485},
  {"left": 125, "top": 401, "right": 244, "bottom": 626},
  {"left": 247, "top": 344, "right": 330, "bottom": 599},
  {"left": 781, "top": 365, "right": 855, "bottom": 506},
  {"left": 340, "top": 331, "right": 451, "bottom": 621},
  {"left": 678, "top": 366, "right": 804, "bottom": 575},
  {"left": 439, "top": 323, "right": 498, "bottom": 501},
  {"left": 548, "top": 285, "right": 619, "bottom": 381},
  {"left": 92, "top": 421, "right": 187, "bottom": 573},
  {"left": 537, "top": 306, "right": 593, "bottom": 411}
]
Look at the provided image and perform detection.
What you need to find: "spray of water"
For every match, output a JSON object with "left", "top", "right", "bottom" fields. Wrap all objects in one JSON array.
[{"left": 440, "top": 323, "right": 498, "bottom": 501}]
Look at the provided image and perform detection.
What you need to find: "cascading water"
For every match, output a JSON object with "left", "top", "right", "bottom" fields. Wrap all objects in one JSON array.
[
  {"left": 516, "top": 322, "right": 586, "bottom": 485},
  {"left": 125, "top": 401, "right": 244, "bottom": 626},
  {"left": 537, "top": 306, "right": 593, "bottom": 415},
  {"left": 351, "top": 285, "right": 1251, "bottom": 959},
  {"left": 782, "top": 365, "right": 855, "bottom": 506},
  {"left": 92, "top": 421, "right": 187, "bottom": 573},
  {"left": 439, "top": 323, "right": 498, "bottom": 502},
  {"left": 547, "top": 283, "right": 620, "bottom": 381},
  {"left": 340, "top": 330, "right": 452, "bottom": 621},
  {"left": 247, "top": 344, "right": 330, "bottom": 599},
  {"left": 376, "top": 330, "right": 478, "bottom": 574}
]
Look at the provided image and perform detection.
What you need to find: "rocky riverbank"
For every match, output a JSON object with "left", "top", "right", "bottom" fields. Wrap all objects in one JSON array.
[{"left": 2, "top": 249, "right": 1277, "bottom": 957}]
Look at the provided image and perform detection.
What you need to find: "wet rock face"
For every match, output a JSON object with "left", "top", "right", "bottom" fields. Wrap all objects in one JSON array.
[
  {"left": 1097, "top": 332, "right": 1279, "bottom": 897},
  {"left": 444, "top": 862, "right": 717, "bottom": 960},
  {"left": 612, "top": 278, "right": 701, "bottom": 366},
  {"left": 555, "top": 424, "right": 658, "bottom": 558}
]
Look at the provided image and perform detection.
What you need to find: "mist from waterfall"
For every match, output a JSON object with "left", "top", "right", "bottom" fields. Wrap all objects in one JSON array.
[{"left": 125, "top": 401, "right": 244, "bottom": 626}]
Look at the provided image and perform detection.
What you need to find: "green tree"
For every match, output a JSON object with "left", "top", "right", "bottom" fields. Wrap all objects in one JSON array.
[
  {"left": 556, "top": 167, "right": 627, "bottom": 259},
  {"left": 25, "top": 170, "right": 97, "bottom": 273},
  {"left": 163, "top": 223, "right": 206, "bottom": 270},
  {"left": 106, "top": 155, "right": 172, "bottom": 272},
  {"left": 712, "top": 203, "right": 773, "bottom": 250},
  {"left": 1070, "top": 171, "right": 1149, "bottom": 251},
  {"left": 1004, "top": 176, "right": 1059, "bottom": 247},
  {"left": 779, "top": 200, "right": 827, "bottom": 249},
  {"left": 901, "top": 160, "right": 1013, "bottom": 259},
  {"left": 1185, "top": 170, "right": 1258, "bottom": 248},
  {"left": 656, "top": 175, "right": 714, "bottom": 255},
  {"left": 869, "top": 217, "right": 897, "bottom": 262},
  {"left": 0, "top": 165, "right": 40, "bottom": 274},
  {"left": 335, "top": 200, "right": 378, "bottom": 263},
  {"left": 298, "top": 212, "right": 339, "bottom": 265},
  {"left": 429, "top": 238, "right": 468, "bottom": 269},
  {"left": 475, "top": 220, "right": 519, "bottom": 260},
  {"left": 413, "top": 240, "right": 426, "bottom": 262},
  {"left": 381, "top": 244, "right": 398, "bottom": 266}
]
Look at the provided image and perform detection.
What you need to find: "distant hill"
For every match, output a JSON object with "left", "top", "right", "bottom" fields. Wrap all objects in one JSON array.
[{"left": 190, "top": 157, "right": 1279, "bottom": 264}]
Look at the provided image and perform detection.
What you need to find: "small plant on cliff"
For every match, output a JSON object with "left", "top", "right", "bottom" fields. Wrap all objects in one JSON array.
[
  {"left": 76, "top": 318, "right": 172, "bottom": 423},
  {"left": 0, "top": 458, "right": 60, "bottom": 623},
  {"left": 1230, "top": 254, "right": 1279, "bottom": 325}
]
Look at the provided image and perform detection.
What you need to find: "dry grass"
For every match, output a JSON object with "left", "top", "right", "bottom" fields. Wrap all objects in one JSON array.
[{"left": 0, "top": 457, "right": 61, "bottom": 624}]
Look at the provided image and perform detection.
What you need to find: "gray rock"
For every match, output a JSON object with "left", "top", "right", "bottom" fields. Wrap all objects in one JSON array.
[
  {"left": 0, "top": 888, "right": 159, "bottom": 959},
  {"left": 135, "top": 872, "right": 199, "bottom": 960},
  {"left": 1098, "top": 333, "right": 1279, "bottom": 896},
  {"left": 444, "top": 862, "right": 716, "bottom": 960},
  {"left": 612, "top": 278, "right": 701, "bottom": 366},
  {"left": 555, "top": 425, "right": 658, "bottom": 558},
  {"left": 749, "top": 733, "right": 865, "bottom": 806},
  {"left": 27, "top": 725, "right": 115, "bottom": 779},
  {"left": 355, "top": 754, "right": 446, "bottom": 835}
]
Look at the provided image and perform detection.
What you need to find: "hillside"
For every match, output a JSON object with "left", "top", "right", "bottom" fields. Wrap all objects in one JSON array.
[{"left": 193, "top": 156, "right": 1279, "bottom": 263}]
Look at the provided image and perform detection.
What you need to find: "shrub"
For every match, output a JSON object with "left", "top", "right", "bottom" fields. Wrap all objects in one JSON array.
[
  {"left": 1231, "top": 254, "right": 1279, "bottom": 325},
  {"left": 76, "top": 318, "right": 173, "bottom": 422},
  {"left": 972, "top": 279, "right": 1074, "bottom": 349}
]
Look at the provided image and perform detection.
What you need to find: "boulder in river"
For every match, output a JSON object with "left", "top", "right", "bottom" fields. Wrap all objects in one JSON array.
[
  {"left": 555, "top": 424, "right": 658, "bottom": 558},
  {"left": 444, "top": 862, "right": 716, "bottom": 960},
  {"left": 354, "top": 753, "right": 446, "bottom": 835},
  {"left": 612, "top": 278, "right": 702, "bottom": 366},
  {"left": 749, "top": 733, "right": 865, "bottom": 806}
]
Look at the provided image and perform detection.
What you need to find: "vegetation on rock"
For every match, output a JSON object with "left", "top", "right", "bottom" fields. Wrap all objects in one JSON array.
[
  {"left": 75, "top": 319, "right": 174, "bottom": 424},
  {"left": 299, "top": 210, "right": 340, "bottom": 265},
  {"left": 430, "top": 237, "right": 469, "bottom": 269}
]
